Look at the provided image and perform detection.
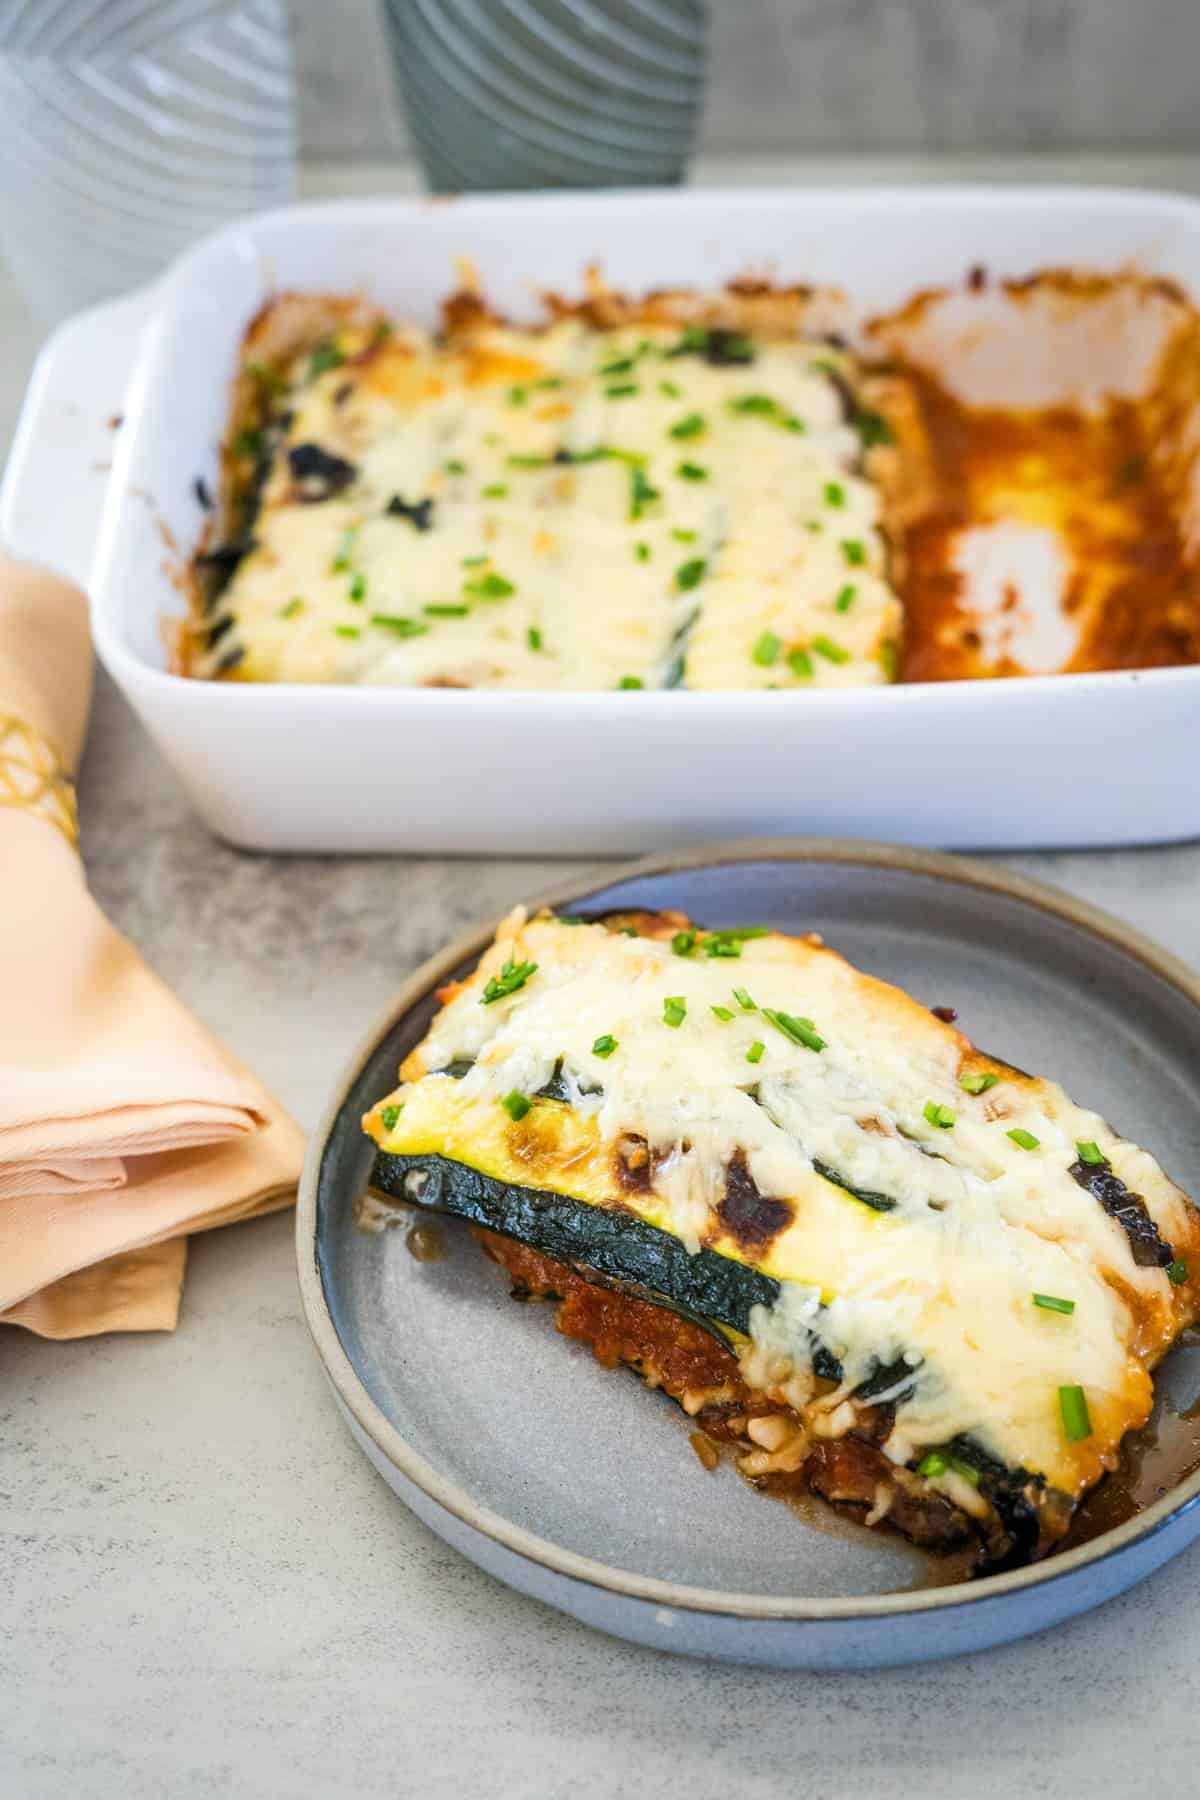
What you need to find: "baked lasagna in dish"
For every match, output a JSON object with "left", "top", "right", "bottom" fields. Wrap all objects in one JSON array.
[
  {"left": 363, "top": 907, "right": 1200, "bottom": 1573},
  {"left": 184, "top": 289, "right": 905, "bottom": 689}
]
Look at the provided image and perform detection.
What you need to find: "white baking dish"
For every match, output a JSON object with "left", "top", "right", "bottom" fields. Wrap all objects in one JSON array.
[{"left": 4, "top": 185, "right": 1200, "bottom": 854}]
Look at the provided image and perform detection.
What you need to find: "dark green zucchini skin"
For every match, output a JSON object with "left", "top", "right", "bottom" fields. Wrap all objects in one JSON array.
[{"left": 372, "top": 1151, "right": 782, "bottom": 1336}]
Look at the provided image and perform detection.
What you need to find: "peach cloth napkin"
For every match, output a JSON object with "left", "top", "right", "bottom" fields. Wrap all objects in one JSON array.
[{"left": 0, "top": 552, "right": 305, "bottom": 1337}]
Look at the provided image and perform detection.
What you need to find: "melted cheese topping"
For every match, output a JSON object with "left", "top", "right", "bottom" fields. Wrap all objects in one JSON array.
[
  {"left": 204, "top": 320, "right": 900, "bottom": 689},
  {"left": 366, "top": 911, "right": 1200, "bottom": 1499}
]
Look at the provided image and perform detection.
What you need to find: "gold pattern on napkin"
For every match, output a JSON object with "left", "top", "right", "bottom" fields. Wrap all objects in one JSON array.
[{"left": 0, "top": 712, "right": 79, "bottom": 848}]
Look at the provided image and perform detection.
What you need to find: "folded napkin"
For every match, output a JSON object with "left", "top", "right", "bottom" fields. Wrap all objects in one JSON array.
[{"left": 0, "top": 552, "right": 305, "bottom": 1337}]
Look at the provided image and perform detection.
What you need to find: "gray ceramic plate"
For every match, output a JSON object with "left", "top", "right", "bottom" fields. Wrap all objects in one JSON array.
[{"left": 297, "top": 840, "right": 1200, "bottom": 1667}]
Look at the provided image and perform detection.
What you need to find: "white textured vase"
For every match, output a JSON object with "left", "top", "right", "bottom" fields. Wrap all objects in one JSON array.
[
  {"left": 0, "top": 0, "right": 295, "bottom": 324},
  {"left": 382, "top": 0, "right": 707, "bottom": 192}
]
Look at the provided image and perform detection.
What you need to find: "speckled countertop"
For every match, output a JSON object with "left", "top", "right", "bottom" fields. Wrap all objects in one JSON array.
[{"left": 4, "top": 157, "right": 1200, "bottom": 1800}]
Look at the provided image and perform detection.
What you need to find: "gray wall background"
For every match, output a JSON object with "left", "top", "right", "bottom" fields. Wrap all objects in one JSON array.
[{"left": 294, "top": 1, "right": 1200, "bottom": 160}]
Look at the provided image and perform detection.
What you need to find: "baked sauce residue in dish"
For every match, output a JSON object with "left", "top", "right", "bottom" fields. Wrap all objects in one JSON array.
[{"left": 897, "top": 375, "right": 1200, "bottom": 682}]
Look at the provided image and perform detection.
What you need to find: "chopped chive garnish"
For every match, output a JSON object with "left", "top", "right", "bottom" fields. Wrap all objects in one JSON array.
[
  {"left": 917, "top": 1452, "right": 948, "bottom": 1477},
  {"left": 705, "top": 936, "right": 743, "bottom": 959},
  {"left": 280, "top": 597, "right": 305, "bottom": 619},
  {"left": 444, "top": 458, "right": 468, "bottom": 475},
  {"left": 879, "top": 639, "right": 899, "bottom": 680},
  {"left": 1059, "top": 1384, "right": 1092, "bottom": 1442},
  {"left": 635, "top": 542, "right": 651, "bottom": 563},
  {"left": 947, "top": 1456, "right": 981, "bottom": 1487},
  {"left": 834, "top": 583, "right": 856, "bottom": 613},
  {"left": 713, "top": 926, "right": 768, "bottom": 942},
  {"left": 232, "top": 427, "right": 262, "bottom": 459},
  {"left": 711, "top": 1005, "right": 735, "bottom": 1022},
  {"left": 762, "top": 1007, "right": 826, "bottom": 1052},
  {"left": 840, "top": 539, "right": 866, "bottom": 567},
  {"left": 670, "top": 413, "right": 706, "bottom": 440},
  {"left": 591, "top": 1034, "right": 618, "bottom": 1058},
  {"left": 425, "top": 603, "right": 469, "bottom": 618},
  {"left": 733, "top": 987, "right": 756, "bottom": 1012},
  {"left": 677, "top": 462, "right": 708, "bottom": 482},
  {"left": 531, "top": 374, "right": 563, "bottom": 390},
  {"left": 676, "top": 558, "right": 708, "bottom": 591},
  {"left": 788, "top": 646, "right": 814, "bottom": 679},
  {"left": 659, "top": 379, "right": 682, "bottom": 398},
  {"left": 330, "top": 527, "right": 358, "bottom": 572},
  {"left": 600, "top": 356, "right": 634, "bottom": 376},
  {"left": 502, "top": 1090, "right": 531, "bottom": 1121},
  {"left": 507, "top": 453, "right": 551, "bottom": 468},
  {"left": 527, "top": 626, "right": 543, "bottom": 651},
  {"left": 629, "top": 466, "right": 661, "bottom": 520},
  {"left": 1075, "top": 1141, "right": 1106, "bottom": 1165},
  {"left": 812, "top": 635, "right": 850, "bottom": 665},
  {"left": 308, "top": 340, "right": 345, "bottom": 379},
  {"left": 663, "top": 995, "right": 687, "bottom": 1028},
  {"left": 1033, "top": 1293, "right": 1075, "bottom": 1315},
  {"left": 618, "top": 675, "right": 644, "bottom": 690},
  {"left": 855, "top": 407, "right": 893, "bottom": 447},
  {"left": 464, "top": 572, "right": 515, "bottom": 600},
  {"left": 506, "top": 386, "right": 528, "bottom": 407},
  {"left": 481, "top": 483, "right": 509, "bottom": 499},
  {"left": 752, "top": 631, "right": 781, "bottom": 667},
  {"left": 824, "top": 480, "right": 846, "bottom": 507},
  {"left": 348, "top": 571, "right": 367, "bottom": 602},
  {"left": 781, "top": 415, "right": 806, "bottom": 433},
  {"left": 728, "top": 393, "right": 777, "bottom": 415},
  {"left": 369, "top": 613, "right": 428, "bottom": 637},
  {"left": 461, "top": 553, "right": 488, "bottom": 567},
  {"left": 334, "top": 625, "right": 360, "bottom": 639},
  {"left": 1007, "top": 1127, "right": 1040, "bottom": 1151},
  {"left": 481, "top": 957, "right": 538, "bottom": 1005},
  {"left": 379, "top": 1103, "right": 402, "bottom": 1131},
  {"left": 960, "top": 1070, "right": 999, "bottom": 1094},
  {"left": 806, "top": 520, "right": 824, "bottom": 534},
  {"left": 923, "top": 1101, "right": 956, "bottom": 1130},
  {"left": 1167, "top": 1259, "right": 1189, "bottom": 1285},
  {"left": 746, "top": 1040, "right": 766, "bottom": 1064},
  {"left": 606, "top": 383, "right": 638, "bottom": 399},
  {"left": 671, "top": 929, "right": 697, "bottom": 957},
  {"left": 671, "top": 527, "right": 698, "bottom": 543}
]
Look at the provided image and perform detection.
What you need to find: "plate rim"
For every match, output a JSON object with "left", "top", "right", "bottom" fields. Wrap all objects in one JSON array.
[{"left": 296, "top": 835, "right": 1200, "bottom": 1624}]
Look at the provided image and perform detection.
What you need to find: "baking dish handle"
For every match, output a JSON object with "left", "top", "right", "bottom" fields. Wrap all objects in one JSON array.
[{"left": 0, "top": 286, "right": 155, "bottom": 591}]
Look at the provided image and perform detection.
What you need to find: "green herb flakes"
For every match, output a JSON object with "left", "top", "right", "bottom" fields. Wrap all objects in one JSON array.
[
  {"left": 663, "top": 995, "right": 687, "bottom": 1029},
  {"left": 369, "top": 614, "right": 428, "bottom": 638},
  {"left": 464, "top": 572, "right": 515, "bottom": 600},
  {"left": 762, "top": 1007, "right": 825, "bottom": 1052},
  {"left": 481, "top": 958, "right": 539, "bottom": 1006}
]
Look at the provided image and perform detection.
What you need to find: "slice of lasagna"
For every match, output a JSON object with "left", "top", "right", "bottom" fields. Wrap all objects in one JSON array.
[
  {"left": 362, "top": 908, "right": 1200, "bottom": 1572},
  {"left": 185, "top": 288, "right": 905, "bottom": 690}
]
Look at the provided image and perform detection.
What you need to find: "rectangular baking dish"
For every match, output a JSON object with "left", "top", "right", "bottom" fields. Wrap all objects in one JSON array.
[{"left": 7, "top": 185, "right": 1200, "bottom": 853}]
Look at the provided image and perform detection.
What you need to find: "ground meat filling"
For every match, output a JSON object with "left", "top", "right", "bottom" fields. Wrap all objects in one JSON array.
[{"left": 475, "top": 1229, "right": 975, "bottom": 1553}]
